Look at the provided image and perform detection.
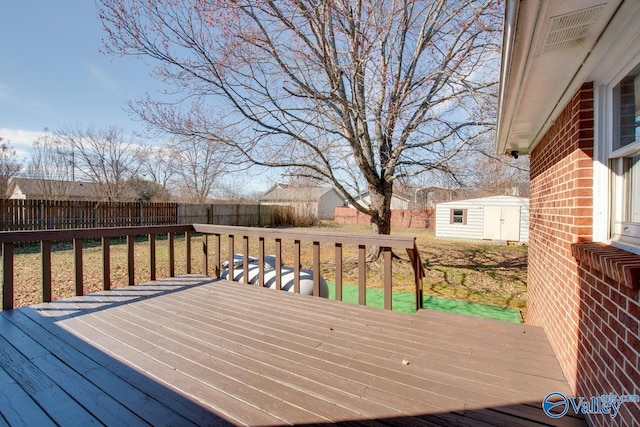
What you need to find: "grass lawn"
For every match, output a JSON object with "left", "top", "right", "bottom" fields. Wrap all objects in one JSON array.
[
  {"left": 3, "top": 223, "right": 528, "bottom": 320},
  {"left": 326, "top": 282, "right": 522, "bottom": 323}
]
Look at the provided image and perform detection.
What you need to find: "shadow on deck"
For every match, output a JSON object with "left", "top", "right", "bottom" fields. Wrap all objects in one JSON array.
[{"left": 0, "top": 275, "right": 585, "bottom": 426}]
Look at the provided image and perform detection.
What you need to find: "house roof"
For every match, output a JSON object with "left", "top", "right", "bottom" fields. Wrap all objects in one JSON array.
[
  {"left": 496, "top": 0, "right": 637, "bottom": 155},
  {"left": 259, "top": 185, "right": 341, "bottom": 202},
  {"left": 7, "top": 177, "right": 136, "bottom": 200}
]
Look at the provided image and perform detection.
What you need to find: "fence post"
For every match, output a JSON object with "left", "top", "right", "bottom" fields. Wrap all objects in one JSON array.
[{"left": 94, "top": 203, "right": 99, "bottom": 228}]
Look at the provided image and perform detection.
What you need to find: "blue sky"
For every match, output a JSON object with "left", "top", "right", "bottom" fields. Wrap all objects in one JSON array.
[
  {"left": 0, "top": 1, "right": 277, "bottom": 192},
  {"left": 0, "top": 1, "right": 163, "bottom": 158}
]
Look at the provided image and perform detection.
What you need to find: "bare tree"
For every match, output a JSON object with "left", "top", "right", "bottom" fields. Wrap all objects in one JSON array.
[
  {"left": 56, "top": 125, "right": 144, "bottom": 201},
  {"left": 139, "top": 146, "right": 177, "bottom": 201},
  {"left": 471, "top": 153, "right": 529, "bottom": 197},
  {"left": 99, "top": 0, "right": 502, "bottom": 249},
  {"left": 168, "top": 137, "right": 231, "bottom": 204},
  {"left": 0, "top": 138, "right": 23, "bottom": 197},
  {"left": 26, "top": 133, "right": 75, "bottom": 199}
]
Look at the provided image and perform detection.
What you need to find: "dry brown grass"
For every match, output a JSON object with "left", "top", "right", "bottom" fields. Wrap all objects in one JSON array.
[{"left": 3, "top": 223, "right": 527, "bottom": 310}]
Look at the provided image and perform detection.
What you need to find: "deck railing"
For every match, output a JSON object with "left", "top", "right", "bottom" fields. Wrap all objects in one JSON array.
[
  {"left": 193, "top": 224, "right": 425, "bottom": 311},
  {"left": 0, "top": 224, "right": 425, "bottom": 311},
  {"left": 0, "top": 225, "right": 194, "bottom": 311}
]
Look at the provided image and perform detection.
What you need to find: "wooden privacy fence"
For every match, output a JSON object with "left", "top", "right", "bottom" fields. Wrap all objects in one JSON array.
[
  {"left": 334, "top": 206, "right": 434, "bottom": 230},
  {"left": 0, "top": 199, "right": 293, "bottom": 231},
  {"left": 0, "top": 224, "right": 425, "bottom": 312}
]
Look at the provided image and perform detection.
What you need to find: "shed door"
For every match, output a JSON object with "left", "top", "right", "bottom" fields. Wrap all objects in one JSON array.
[{"left": 483, "top": 206, "right": 521, "bottom": 241}]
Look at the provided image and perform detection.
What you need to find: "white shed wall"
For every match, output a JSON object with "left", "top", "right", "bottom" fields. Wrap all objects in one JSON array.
[
  {"left": 318, "top": 190, "right": 345, "bottom": 219},
  {"left": 435, "top": 196, "right": 529, "bottom": 243}
]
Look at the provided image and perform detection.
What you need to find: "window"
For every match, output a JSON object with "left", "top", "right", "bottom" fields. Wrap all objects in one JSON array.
[
  {"left": 450, "top": 208, "right": 467, "bottom": 224},
  {"left": 610, "top": 64, "right": 640, "bottom": 247}
]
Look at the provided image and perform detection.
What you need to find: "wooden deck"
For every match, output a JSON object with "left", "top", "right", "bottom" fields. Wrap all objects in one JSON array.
[{"left": 0, "top": 275, "right": 585, "bottom": 426}]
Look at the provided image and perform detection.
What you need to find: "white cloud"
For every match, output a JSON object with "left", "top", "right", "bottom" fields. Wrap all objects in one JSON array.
[{"left": 0, "top": 128, "right": 46, "bottom": 160}]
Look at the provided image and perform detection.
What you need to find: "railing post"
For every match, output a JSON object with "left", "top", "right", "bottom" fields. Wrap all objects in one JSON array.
[
  {"left": 243, "top": 235, "right": 249, "bottom": 284},
  {"left": 74, "top": 238, "right": 83, "bottom": 296},
  {"left": 313, "top": 241, "right": 320, "bottom": 297},
  {"left": 149, "top": 233, "right": 156, "bottom": 281},
  {"left": 294, "top": 240, "right": 301, "bottom": 294},
  {"left": 185, "top": 230, "right": 192, "bottom": 274},
  {"left": 214, "top": 234, "right": 221, "bottom": 278},
  {"left": 275, "top": 238, "right": 282, "bottom": 291},
  {"left": 407, "top": 243, "right": 424, "bottom": 311},
  {"left": 168, "top": 232, "right": 175, "bottom": 277},
  {"left": 2, "top": 242, "right": 14, "bottom": 310},
  {"left": 358, "top": 245, "right": 366, "bottom": 305},
  {"left": 258, "top": 237, "right": 265, "bottom": 287},
  {"left": 41, "top": 240, "right": 52, "bottom": 303},
  {"left": 202, "top": 234, "right": 209, "bottom": 276},
  {"left": 228, "top": 234, "right": 235, "bottom": 280},
  {"left": 127, "top": 235, "right": 135, "bottom": 286},
  {"left": 334, "top": 243, "right": 342, "bottom": 302},
  {"left": 383, "top": 247, "right": 392, "bottom": 310},
  {"left": 102, "top": 237, "right": 111, "bottom": 290}
]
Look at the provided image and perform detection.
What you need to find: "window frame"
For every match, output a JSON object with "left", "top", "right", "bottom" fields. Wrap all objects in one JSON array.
[
  {"left": 449, "top": 208, "right": 467, "bottom": 225},
  {"left": 597, "top": 53, "right": 640, "bottom": 254}
]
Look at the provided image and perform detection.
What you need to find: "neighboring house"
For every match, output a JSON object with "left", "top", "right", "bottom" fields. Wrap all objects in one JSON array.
[
  {"left": 435, "top": 196, "right": 529, "bottom": 243},
  {"left": 350, "top": 191, "right": 411, "bottom": 210},
  {"left": 6, "top": 177, "right": 136, "bottom": 201},
  {"left": 259, "top": 184, "right": 345, "bottom": 219},
  {"left": 497, "top": 1, "right": 639, "bottom": 425}
]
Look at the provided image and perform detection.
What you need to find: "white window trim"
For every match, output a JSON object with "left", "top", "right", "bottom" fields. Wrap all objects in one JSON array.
[{"left": 594, "top": 50, "right": 640, "bottom": 256}]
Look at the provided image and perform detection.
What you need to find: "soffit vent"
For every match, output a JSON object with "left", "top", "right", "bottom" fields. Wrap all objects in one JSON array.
[{"left": 542, "top": 4, "right": 605, "bottom": 55}]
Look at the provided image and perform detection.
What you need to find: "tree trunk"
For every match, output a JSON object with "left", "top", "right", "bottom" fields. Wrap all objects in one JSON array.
[{"left": 367, "top": 184, "right": 393, "bottom": 261}]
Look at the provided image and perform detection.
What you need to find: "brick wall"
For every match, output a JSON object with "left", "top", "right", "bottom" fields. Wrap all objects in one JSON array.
[
  {"left": 334, "top": 207, "right": 434, "bottom": 230},
  {"left": 529, "top": 82, "right": 640, "bottom": 425}
]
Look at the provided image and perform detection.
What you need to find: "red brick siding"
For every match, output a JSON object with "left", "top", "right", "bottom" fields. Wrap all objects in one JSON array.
[
  {"left": 529, "top": 82, "right": 640, "bottom": 426},
  {"left": 334, "top": 207, "right": 434, "bottom": 230}
]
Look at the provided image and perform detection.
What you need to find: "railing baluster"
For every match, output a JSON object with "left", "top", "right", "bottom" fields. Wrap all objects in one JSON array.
[
  {"left": 358, "top": 245, "right": 366, "bottom": 305},
  {"left": 243, "top": 235, "right": 249, "bottom": 284},
  {"left": 168, "top": 233, "right": 175, "bottom": 277},
  {"left": 41, "top": 240, "right": 52, "bottom": 303},
  {"left": 313, "top": 241, "right": 320, "bottom": 297},
  {"left": 275, "top": 238, "right": 282, "bottom": 291},
  {"left": 202, "top": 234, "right": 209, "bottom": 276},
  {"left": 294, "top": 240, "right": 301, "bottom": 293},
  {"left": 334, "top": 243, "right": 342, "bottom": 302},
  {"left": 149, "top": 234, "right": 156, "bottom": 281},
  {"left": 258, "top": 237, "right": 265, "bottom": 287},
  {"left": 228, "top": 234, "right": 235, "bottom": 280},
  {"left": 102, "top": 236, "right": 111, "bottom": 290},
  {"left": 127, "top": 235, "right": 135, "bottom": 286},
  {"left": 2, "top": 242, "right": 14, "bottom": 310},
  {"left": 186, "top": 230, "right": 192, "bottom": 274},
  {"left": 214, "top": 234, "right": 221, "bottom": 278},
  {"left": 74, "top": 238, "right": 83, "bottom": 296},
  {"left": 383, "top": 247, "right": 392, "bottom": 310}
]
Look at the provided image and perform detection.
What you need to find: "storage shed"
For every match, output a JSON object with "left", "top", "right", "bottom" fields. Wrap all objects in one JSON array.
[{"left": 435, "top": 196, "right": 529, "bottom": 243}]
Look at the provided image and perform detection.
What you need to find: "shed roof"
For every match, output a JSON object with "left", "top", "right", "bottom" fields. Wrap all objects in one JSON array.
[{"left": 436, "top": 195, "right": 529, "bottom": 207}]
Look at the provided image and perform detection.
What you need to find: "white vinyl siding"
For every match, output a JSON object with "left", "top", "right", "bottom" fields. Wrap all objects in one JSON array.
[{"left": 435, "top": 196, "right": 529, "bottom": 243}]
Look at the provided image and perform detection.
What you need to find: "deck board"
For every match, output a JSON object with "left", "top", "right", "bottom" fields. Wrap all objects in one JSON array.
[{"left": 0, "top": 275, "right": 585, "bottom": 426}]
